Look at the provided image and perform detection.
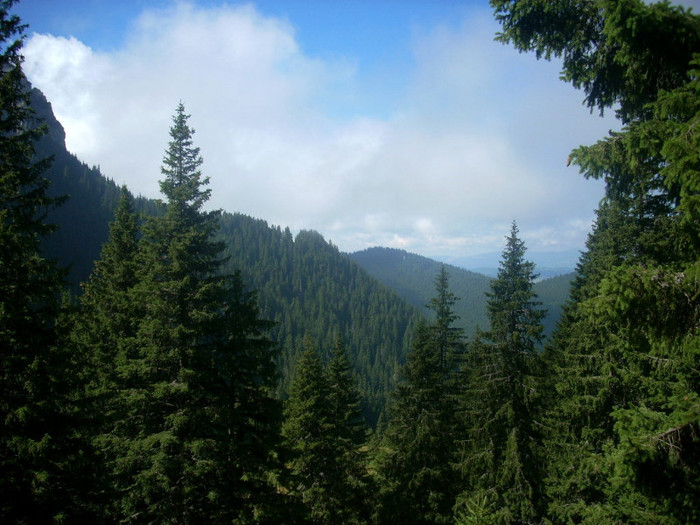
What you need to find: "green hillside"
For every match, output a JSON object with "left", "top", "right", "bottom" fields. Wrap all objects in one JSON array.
[
  {"left": 32, "top": 87, "right": 420, "bottom": 423},
  {"left": 217, "top": 219, "right": 422, "bottom": 420},
  {"left": 7, "top": 2, "right": 699, "bottom": 522},
  {"left": 350, "top": 246, "right": 573, "bottom": 339},
  {"left": 32, "top": 88, "right": 163, "bottom": 291},
  {"left": 349, "top": 247, "right": 491, "bottom": 336},
  {"left": 535, "top": 271, "right": 576, "bottom": 336}
]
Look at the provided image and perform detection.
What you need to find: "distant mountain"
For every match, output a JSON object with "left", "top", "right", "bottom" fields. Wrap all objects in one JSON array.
[
  {"left": 444, "top": 249, "right": 580, "bottom": 278},
  {"left": 534, "top": 272, "right": 576, "bottom": 335},
  {"left": 350, "top": 247, "right": 574, "bottom": 339},
  {"left": 349, "top": 247, "right": 491, "bottom": 336},
  {"left": 31, "top": 87, "right": 421, "bottom": 424},
  {"left": 31, "top": 84, "right": 575, "bottom": 420}
]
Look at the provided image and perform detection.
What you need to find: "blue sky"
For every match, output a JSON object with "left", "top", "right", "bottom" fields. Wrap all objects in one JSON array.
[{"left": 14, "top": 0, "right": 626, "bottom": 264}]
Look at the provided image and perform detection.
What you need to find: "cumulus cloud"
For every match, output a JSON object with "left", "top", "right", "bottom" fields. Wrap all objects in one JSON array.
[{"left": 23, "top": 2, "right": 616, "bottom": 259}]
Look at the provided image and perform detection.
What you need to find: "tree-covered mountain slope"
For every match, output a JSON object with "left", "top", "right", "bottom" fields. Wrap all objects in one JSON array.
[
  {"left": 32, "top": 87, "right": 420, "bottom": 423},
  {"left": 31, "top": 87, "right": 162, "bottom": 290},
  {"left": 31, "top": 84, "right": 569, "bottom": 422},
  {"left": 350, "top": 247, "right": 573, "bottom": 338},
  {"left": 217, "top": 219, "right": 422, "bottom": 421},
  {"left": 534, "top": 271, "right": 575, "bottom": 336},
  {"left": 349, "top": 247, "right": 491, "bottom": 336}
]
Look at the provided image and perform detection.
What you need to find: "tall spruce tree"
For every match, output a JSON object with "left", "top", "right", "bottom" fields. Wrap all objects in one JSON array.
[
  {"left": 456, "top": 222, "right": 546, "bottom": 524},
  {"left": 282, "top": 335, "right": 341, "bottom": 524},
  {"left": 328, "top": 336, "right": 367, "bottom": 449},
  {"left": 281, "top": 336, "right": 334, "bottom": 523},
  {"left": 540, "top": 200, "right": 647, "bottom": 523},
  {"left": 489, "top": 0, "right": 700, "bottom": 521},
  {"left": 430, "top": 265, "right": 462, "bottom": 371},
  {"left": 282, "top": 335, "right": 369, "bottom": 524},
  {"left": 0, "top": 1, "right": 96, "bottom": 521},
  {"left": 76, "top": 186, "right": 140, "bottom": 398},
  {"left": 110, "top": 103, "right": 280, "bottom": 523},
  {"left": 374, "top": 267, "right": 462, "bottom": 525},
  {"left": 326, "top": 336, "right": 370, "bottom": 523},
  {"left": 69, "top": 186, "right": 141, "bottom": 517}
]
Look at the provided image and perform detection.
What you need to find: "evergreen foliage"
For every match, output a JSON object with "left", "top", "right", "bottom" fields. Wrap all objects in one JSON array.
[
  {"left": 430, "top": 265, "right": 462, "bottom": 370},
  {"left": 282, "top": 337, "right": 334, "bottom": 522},
  {"left": 374, "top": 324, "right": 456, "bottom": 525},
  {"left": 282, "top": 335, "right": 369, "bottom": 524},
  {"left": 374, "top": 267, "right": 463, "bottom": 525},
  {"left": 490, "top": 0, "right": 700, "bottom": 123},
  {"left": 456, "top": 222, "right": 546, "bottom": 524},
  {"left": 76, "top": 185, "right": 140, "bottom": 394},
  {"left": 69, "top": 186, "right": 141, "bottom": 516},
  {"left": 3, "top": 1, "right": 699, "bottom": 522},
  {"left": 219, "top": 219, "right": 422, "bottom": 424},
  {"left": 30, "top": 85, "right": 421, "bottom": 429},
  {"left": 328, "top": 336, "right": 368, "bottom": 450},
  {"left": 86, "top": 104, "right": 281, "bottom": 523},
  {"left": 0, "top": 2, "right": 95, "bottom": 521},
  {"left": 491, "top": 0, "right": 700, "bottom": 521},
  {"left": 326, "top": 336, "right": 371, "bottom": 521}
]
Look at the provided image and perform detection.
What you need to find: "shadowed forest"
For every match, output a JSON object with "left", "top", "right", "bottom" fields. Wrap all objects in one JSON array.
[{"left": 2, "top": 0, "right": 699, "bottom": 523}]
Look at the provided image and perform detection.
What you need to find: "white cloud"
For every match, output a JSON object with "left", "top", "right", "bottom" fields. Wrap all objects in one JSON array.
[
  {"left": 23, "top": 2, "right": 617, "bottom": 260},
  {"left": 23, "top": 34, "right": 110, "bottom": 155}
]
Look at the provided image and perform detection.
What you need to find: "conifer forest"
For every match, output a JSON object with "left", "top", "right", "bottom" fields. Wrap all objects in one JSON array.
[{"left": 1, "top": 0, "right": 699, "bottom": 523}]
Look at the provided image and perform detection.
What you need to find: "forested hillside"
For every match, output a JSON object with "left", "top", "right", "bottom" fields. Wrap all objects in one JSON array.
[
  {"left": 3, "top": 0, "right": 699, "bottom": 523},
  {"left": 30, "top": 86, "right": 420, "bottom": 423},
  {"left": 350, "top": 248, "right": 490, "bottom": 335},
  {"left": 217, "top": 218, "right": 421, "bottom": 419},
  {"left": 350, "top": 246, "right": 573, "bottom": 338},
  {"left": 31, "top": 84, "right": 571, "bottom": 422},
  {"left": 31, "top": 89, "right": 164, "bottom": 290},
  {"left": 533, "top": 272, "right": 575, "bottom": 336}
]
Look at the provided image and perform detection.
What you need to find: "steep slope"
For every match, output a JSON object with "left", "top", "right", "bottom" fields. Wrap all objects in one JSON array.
[
  {"left": 350, "top": 247, "right": 573, "bottom": 339},
  {"left": 350, "top": 247, "right": 491, "bottom": 336},
  {"left": 218, "top": 221, "right": 421, "bottom": 420},
  {"left": 535, "top": 272, "right": 575, "bottom": 336},
  {"left": 31, "top": 88, "right": 162, "bottom": 290},
  {"left": 32, "top": 87, "right": 122, "bottom": 288},
  {"left": 32, "top": 87, "right": 420, "bottom": 423}
]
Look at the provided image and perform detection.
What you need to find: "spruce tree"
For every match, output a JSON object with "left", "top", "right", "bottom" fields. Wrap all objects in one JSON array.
[
  {"left": 429, "top": 265, "right": 462, "bottom": 371},
  {"left": 281, "top": 335, "right": 370, "bottom": 524},
  {"left": 110, "top": 103, "right": 280, "bottom": 523},
  {"left": 326, "top": 336, "right": 370, "bottom": 523},
  {"left": 328, "top": 337, "right": 366, "bottom": 448},
  {"left": 76, "top": 186, "right": 140, "bottom": 398},
  {"left": 489, "top": 1, "right": 700, "bottom": 521},
  {"left": 69, "top": 186, "right": 141, "bottom": 517},
  {"left": 540, "top": 201, "right": 643, "bottom": 522},
  {"left": 456, "top": 222, "right": 546, "bottom": 524},
  {"left": 282, "top": 336, "right": 336, "bottom": 523},
  {"left": 374, "top": 268, "right": 462, "bottom": 525},
  {"left": 0, "top": 1, "right": 95, "bottom": 521}
]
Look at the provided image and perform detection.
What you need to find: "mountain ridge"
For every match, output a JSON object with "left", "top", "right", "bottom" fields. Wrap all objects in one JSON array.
[
  {"left": 30, "top": 86, "right": 420, "bottom": 423},
  {"left": 440, "top": 249, "right": 579, "bottom": 278},
  {"left": 31, "top": 84, "right": 573, "bottom": 420},
  {"left": 349, "top": 246, "right": 573, "bottom": 339}
]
